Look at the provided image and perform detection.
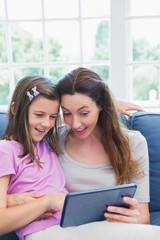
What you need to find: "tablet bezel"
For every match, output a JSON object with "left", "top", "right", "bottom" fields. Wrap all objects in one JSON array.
[{"left": 60, "top": 183, "right": 137, "bottom": 227}]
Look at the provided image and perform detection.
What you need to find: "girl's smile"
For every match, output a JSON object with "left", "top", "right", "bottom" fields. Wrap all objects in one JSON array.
[{"left": 28, "top": 96, "right": 59, "bottom": 142}]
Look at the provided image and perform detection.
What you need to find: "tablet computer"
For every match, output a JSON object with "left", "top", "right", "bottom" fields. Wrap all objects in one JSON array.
[{"left": 60, "top": 183, "right": 137, "bottom": 227}]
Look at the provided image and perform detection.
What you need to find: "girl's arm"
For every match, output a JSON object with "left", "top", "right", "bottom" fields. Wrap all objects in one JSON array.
[
  {"left": 7, "top": 192, "right": 45, "bottom": 207},
  {"left": 7, "top": 192, "right": 56, "bottom": 220},
  {"left": 8, "top": 191, "right": 149, "bottom": 224},
  {"left": 0, "top": 175, "right": 66, "bottom": 235}
]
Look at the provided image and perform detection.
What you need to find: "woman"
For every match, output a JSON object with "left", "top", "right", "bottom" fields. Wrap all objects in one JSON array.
[{"left": 56, "top": 67, "right": 149, "bottom": 224}]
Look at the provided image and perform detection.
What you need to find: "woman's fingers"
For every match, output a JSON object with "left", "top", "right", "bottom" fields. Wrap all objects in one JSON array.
[{"left": 104, "top": 197, "right": 140, "bottom": 223}]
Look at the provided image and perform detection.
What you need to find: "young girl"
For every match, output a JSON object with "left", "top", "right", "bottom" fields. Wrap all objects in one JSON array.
[{"left": 0, "top": 76, "right": 67, "bottom": 239}]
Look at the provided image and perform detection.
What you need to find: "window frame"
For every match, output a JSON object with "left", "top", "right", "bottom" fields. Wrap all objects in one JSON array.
[
  {"left": 0, "top": 0, "right": 160, "bottom": 110},
  {"left": 110, "top": 0, "right": 160, "bottom": 110}
]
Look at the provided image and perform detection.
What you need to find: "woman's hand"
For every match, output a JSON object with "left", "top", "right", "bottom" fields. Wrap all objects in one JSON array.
[
  {"left": 104, "top": 197, "right": 149, "bottom": 224},
  {"left": 115, "top": 99, "right": 144, "bottom": 117}
]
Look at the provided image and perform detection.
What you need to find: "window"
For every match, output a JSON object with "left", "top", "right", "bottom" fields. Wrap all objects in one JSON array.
[
  {"left": 0, "top": 0, "right": 110, "bottom": 107},
  {"left": 110, "top": 0, "right": 160, "bottom": 111},
  {"left": 0, "top": 0, "right": 160, "bottom": 110},
  {"left": 127, "top": 0, "right": 160, "bottom": 109}
]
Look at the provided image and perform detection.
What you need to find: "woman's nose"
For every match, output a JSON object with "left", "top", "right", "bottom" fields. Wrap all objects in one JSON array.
[{"left": 71, "top": 116, "right": 81, "bottom": 129}]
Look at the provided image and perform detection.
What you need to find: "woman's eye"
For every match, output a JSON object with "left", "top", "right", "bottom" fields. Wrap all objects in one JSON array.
[
  {"left": 63, "top": 112, "right": 71, "bottom": 116},
  {"left": 80, "top": 112, "right": 88, "bottom": 116}
]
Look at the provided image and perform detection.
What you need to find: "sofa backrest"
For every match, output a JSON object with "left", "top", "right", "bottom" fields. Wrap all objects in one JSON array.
[
  {"left": 128, "top": 112, "right": 160, "bottom": 212},
  {"left": 0, "top": 110, "right": 8, "bottom": 138},
  {"left": 0, "top": 111, "right": 159, "bottom": 212}
]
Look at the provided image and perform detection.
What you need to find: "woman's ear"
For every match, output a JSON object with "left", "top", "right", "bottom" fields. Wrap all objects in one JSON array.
[{"left": 11, "top": 102, "right": 15, "bottom": 115}]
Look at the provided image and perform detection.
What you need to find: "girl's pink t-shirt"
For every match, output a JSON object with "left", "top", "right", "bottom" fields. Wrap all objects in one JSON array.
[{"left": 0, "top": 140, "right": 67, "bottom": 240}]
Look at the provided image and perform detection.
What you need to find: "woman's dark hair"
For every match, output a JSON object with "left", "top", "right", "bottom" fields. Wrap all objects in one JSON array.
[{"left": 57, "top": 67, "right": 141, "bottom": 184}]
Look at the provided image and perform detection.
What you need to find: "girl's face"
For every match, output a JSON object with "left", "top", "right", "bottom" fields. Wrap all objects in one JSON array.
[
  {"left": 61, "top": 93, "right": 101, "bottom": 139},
  {"left": 28, "top": 96, "right": 59, "bottom": 142}
]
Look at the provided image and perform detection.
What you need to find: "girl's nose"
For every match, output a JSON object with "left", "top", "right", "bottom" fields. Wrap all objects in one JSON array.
[{"left": 42, "top": 117, "right": 51, "bottom": 128}]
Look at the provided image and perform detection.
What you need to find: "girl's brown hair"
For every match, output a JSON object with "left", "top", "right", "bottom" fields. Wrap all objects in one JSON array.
[
  {"left": 3, "top": 75, "right": 60, "bottom": 164},
  {"left": 57, "top": 67, "right": 141, "bottom": 184}
]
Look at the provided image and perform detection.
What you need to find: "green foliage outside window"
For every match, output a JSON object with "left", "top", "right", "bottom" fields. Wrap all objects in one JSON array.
[
  {"left": 133, "top": 40, "right": 160, "bottom": 100},
  {"left": 0, "top": 20, "right": 160, "bottom": 105}
]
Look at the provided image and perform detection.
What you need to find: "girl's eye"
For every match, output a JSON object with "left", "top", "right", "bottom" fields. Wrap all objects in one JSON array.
[
  {"left": 35, "top": 114, "right": 43, "bottom": 117},
  {"left": 50, "top": 115, "right": 57, "bottom": 119}
]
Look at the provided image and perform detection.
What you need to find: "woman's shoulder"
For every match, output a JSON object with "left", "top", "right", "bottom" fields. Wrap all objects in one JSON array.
[
  {"left": 123, "top": 129, "right": 149, "bottom": 171},
  {"left": 124, "top": 128, "right": 147, "bottom": 149}
]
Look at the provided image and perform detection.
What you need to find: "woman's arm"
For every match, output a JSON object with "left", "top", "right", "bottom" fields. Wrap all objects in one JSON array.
[
  {"left": 0, "top": 175, "right": 66, "bottom": 235},
  {"left": 114, "top": 99, "right": 144, "bottom": 116}
]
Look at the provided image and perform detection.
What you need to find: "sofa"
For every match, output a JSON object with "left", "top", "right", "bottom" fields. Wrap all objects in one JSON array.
[{"left": 0, "top": 110, "right": 160, "bottom": 228}]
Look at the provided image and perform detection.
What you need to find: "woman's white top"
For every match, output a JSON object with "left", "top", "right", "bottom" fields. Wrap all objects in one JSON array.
[{"left": 58, "top": 125, "right": 150, "bottom": 203}]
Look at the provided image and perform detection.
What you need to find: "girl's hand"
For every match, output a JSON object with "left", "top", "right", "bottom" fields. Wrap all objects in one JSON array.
[
  {"left": 45, "top": 193, "right": 66, "bottom": 212},
  {"left": 7, "top": 192, "right": 66, "bottom": 219},
  {"left": 7, "top": 191, "right": 66, "bottom": 210},
  {"left": 7, "top": 192, "right": 44, "bottom": 207},
  {"left": 7, "top": 192, "right": 54, "bottom": 219},
  {"left": 104, "top": 197, "right": 141, "bottom": 223},
  {"left": 35, "top": 193, "right": 66, "bottom": 220}
]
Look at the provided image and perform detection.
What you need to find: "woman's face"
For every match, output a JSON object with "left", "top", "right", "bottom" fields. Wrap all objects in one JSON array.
[{"left": 61, "top": 93, "right": 101, "bottom": 139}]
